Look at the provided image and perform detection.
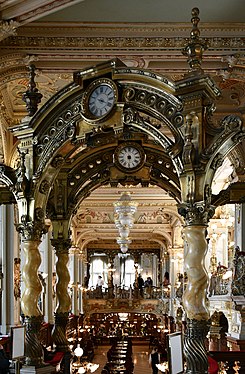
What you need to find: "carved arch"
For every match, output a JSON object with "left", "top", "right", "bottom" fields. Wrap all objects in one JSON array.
[{"left": 0, "top": 164, "right": 17, "bottom": 203}]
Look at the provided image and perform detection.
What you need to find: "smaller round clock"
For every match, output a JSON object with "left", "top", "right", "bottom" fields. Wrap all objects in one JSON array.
[{"left": 114, "top": 143, "right": 145, "bottom": 172}]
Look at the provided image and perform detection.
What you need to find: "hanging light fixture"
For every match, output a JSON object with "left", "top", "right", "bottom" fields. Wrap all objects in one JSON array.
[{"left": 114, "top": 192, "right": 138, "bottom": 253}]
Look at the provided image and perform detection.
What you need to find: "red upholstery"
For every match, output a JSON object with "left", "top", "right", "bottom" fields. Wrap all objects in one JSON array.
[
  {"left": 208, "top": 356, "right": 219, "bottom": 374},
  {"left": 45, "top": 351, "right": 64, "bottom": 366}
]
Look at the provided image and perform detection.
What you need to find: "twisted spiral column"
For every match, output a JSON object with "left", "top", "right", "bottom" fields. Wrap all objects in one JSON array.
[
  {"left": 51, "top": 239, "right": 71, "bottom": 351},
  {"left": 182, "top": 226, "right": 209, "bottom": 320},
  {"left": 21, "top": 239, "right": 44, "bottom": 366},
  {"left": 182, "top": 225, "right": 209, "bottom": 374}
]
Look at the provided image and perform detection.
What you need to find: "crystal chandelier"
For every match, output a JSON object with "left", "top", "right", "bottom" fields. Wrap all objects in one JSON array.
[{"left": 113, "top": 192, "right": 138, "bottom": 253}]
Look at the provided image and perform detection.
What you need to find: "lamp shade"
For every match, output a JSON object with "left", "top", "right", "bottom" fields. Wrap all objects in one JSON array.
[{"left": 74, "top": 345, "right": 84, "bottom": 358}]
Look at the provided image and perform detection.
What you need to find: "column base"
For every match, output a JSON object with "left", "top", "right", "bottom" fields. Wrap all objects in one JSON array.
[
  {"left": 52, "top": 312, "right": 69, "bottom": 351},
  {"left": 184, "top": 319, "right": 210, "bottom": 374}
]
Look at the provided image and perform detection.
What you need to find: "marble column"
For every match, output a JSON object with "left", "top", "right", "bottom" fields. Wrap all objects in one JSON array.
[
  {"left": 182, "top": 224, "right": 210, "bottom": 374},
  {"left": 20, "top": 236, "right": 44, "bottom": 367},
  {"left": 51, "top": 239, "right": 71, "bottom": 352}
]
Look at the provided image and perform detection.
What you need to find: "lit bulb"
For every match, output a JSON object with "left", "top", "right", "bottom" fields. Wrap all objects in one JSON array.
[
  {"left": 121, "top": 244, "right": 128, "bottom": 253},
  {"left": 74, "top": 345, "right": 83, "bottom": 358}
]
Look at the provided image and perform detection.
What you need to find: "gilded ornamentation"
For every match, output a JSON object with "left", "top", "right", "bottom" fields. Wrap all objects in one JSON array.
[
  {"left": 22, "top": 64, "right": 43, "bottom": 116},
  {"left": 178, "top": 201, "right": 215, "bottom": 226},
  {"left": 231, "top": 246, "right": 245, "bottom": 296},
  {"left": 123, "top": 106, "right": 177, "bottom": 152},
  {"left": 50, "top": 154, "right": 65, "bottom": 169},
  {"left": 16, "top": 217, "right": 46, "bottom": 241},
  {"left": 203, "top": 115, "right": 243, "bottom": 158},
  {"left": 0, "top": 164, "right": 16, "bottom": 188},
  {"left": 76, "top": 209, "right": 112, "bottom": 224},
  {"left": 35, "top": 102, "right": 80, "bottom": 174},
  {"left": 14, "top": 258, "right": 21, "bottom": 300},
  {"left": 15, "top": 149, "right": 29, "bottom": 196},
  {"left": 182, "top": 114, "right": 194, "bottom": 170},
  {"left": 182, "top": 8, "right": 207, "bottom": 73},
  {"left": 39, "top": 179, "right": 50, "bottom": 194},
  {"left": 122, "top": 85, "right": 183, "bottom": 126},
  {"left": 0, "top": 20, "right": 20, "bottom": 41},
  {"left": 34, "top": 207, "right": 45, "bottom": 221}
]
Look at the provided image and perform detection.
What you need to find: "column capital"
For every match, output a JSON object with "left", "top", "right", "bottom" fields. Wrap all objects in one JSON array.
[
  {"left": 178, "top": 201, "right": 215, "bottom": 226},
  {"left": 51, "top": 238, "right": 71, "bottom": 254},
  {"left": 16, "top": 215, "right": 47, "bottom": 241}
]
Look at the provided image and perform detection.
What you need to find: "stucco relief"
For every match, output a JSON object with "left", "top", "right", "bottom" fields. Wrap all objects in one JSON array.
[{"left": 76, "top": 209, "right": 113, "bottom": 224}]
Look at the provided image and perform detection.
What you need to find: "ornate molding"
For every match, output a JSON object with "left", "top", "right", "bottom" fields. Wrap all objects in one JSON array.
[
  {"left": 0, "top": 20, "right": 20, "bottom": 41},
  {"left": 51, "top": 238, "right": 71, "bottom": 254},
  {"left": 0, "top": 0, "right": 84, "bottom": 24},
  {"left": 178, "top": 201, "right": 215, "bottom": 226},
  {"left": 16, "top": 216, "right": 47, "bottom": 241}
]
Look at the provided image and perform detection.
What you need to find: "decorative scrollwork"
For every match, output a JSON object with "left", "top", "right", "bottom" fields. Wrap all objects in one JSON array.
[
  {"left": 231, "top": 246, "right": 245, "bottom": 296},
  {"left": 178, "top": 201, "right": 215, "bottom": 226},
  {"left": 16, "top": 217, "right": 47, "bottom": 241},
  {"left": 51, "top": 155, "right": 65, "bottom": 169},
  {"left": 39, "top": 179, "right": 50, "bottom": 194},
  {"left": 51, "top": 239, "right": 71, "bottom": 254}
]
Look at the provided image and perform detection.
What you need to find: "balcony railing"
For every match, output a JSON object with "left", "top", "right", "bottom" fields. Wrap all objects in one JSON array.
[{"left": 83, "top": 285, "right": 169, "bottom": 300}]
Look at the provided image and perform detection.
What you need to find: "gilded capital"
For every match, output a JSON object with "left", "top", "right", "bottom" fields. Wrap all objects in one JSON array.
[
  {"left": 16, "top": 217, "right": 46, "bottom": 241},
  {"left": 178, "top": 201, "right": 215, "bottom": 226},
  {"left": 51, "top": 238, "right": 71, "bottom": 254}
]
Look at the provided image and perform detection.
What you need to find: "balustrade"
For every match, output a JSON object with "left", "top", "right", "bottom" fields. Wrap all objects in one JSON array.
[{"left": 84, "top": 285, "right": 165, "bottom": 300}]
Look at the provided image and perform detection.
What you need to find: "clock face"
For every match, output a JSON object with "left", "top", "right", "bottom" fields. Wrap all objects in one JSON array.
[
  {"left": 88, "top": 84, "right": 115, "bottom": 118},
  {"left": 118, "top": 146, "right": 142, "bottom": 169}
]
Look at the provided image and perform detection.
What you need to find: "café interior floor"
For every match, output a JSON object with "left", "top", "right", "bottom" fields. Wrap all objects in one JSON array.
[{"left": 93, "top": 343, "right": 151, "bottom": 373}]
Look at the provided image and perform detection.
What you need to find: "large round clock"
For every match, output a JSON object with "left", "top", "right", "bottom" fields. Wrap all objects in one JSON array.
[
  {"left": 82, "top": 78, "right": 117, "bottom": 121},
  {"left": 114, "top": 143, "right": 145, "bottom": 172}
]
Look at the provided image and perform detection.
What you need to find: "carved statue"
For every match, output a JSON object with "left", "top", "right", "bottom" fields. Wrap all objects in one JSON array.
[{"left": 231, "top": 246, "right": 245, "bottom": 296}]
